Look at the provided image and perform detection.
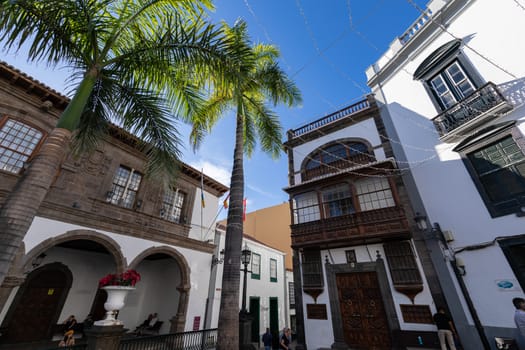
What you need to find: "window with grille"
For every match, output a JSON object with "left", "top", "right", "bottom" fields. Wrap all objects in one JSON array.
[
  {"left": 270, "top": 259, "right": 277, "bottom": 282},
  {"left": 454, "top": 122, "right": 525, "bottom": 217},
  {"left": 161, "top": 188, "right": 186, "bottom": 223},
  {"left": 288, "top": 282, "right": 295, "bottom": 308},
  {"left": 251, "top": 253, "right": 261, "bottom": 280},
  {"left": 292, "top": 191, "right": 320, "bottom": 224},
  {"left": 107, "top": 166, "right": 142, "bottom": 208},
  {"left": 383, "top": 241, "right": 422, "bottom": 286},
  {"left": 467, "top": 136, "right": 525, "bottom": 214},
  {"left": 301, "top": 250, "right": 324, "bottom": 288},
  {"left": 0, "top": 118, "right": 43, "bottom": 174},
  {"left": 322, "top": 183, "right": 354, "bottom": 218},
  {"left": 355, "top": 177, "right": 395, "bottom": 211}
]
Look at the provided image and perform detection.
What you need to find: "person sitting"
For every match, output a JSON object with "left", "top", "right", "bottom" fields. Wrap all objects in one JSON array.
[
  {"left": 58, "top": 330, "right": 75, "bottom": 347},
  {"left": 63, "top": 315, "right": 77, "bottom": 332},
  {"left": 134, "top": 313, "right": 155, "bottom": 335}
]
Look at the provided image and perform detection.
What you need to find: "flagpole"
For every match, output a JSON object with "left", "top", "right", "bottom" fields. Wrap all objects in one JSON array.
[{"left": 200, "top": 169, "right": 204, "bottom": 240}]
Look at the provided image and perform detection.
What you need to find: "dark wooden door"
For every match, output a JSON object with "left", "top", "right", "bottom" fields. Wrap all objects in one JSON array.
[
  {"left": 2, "top": 264, "right": 71, "bottom": 343},
  {"left": 336, "top": 272, "right": 391, "bottom": 350},
  {"left": 269, "top": 297, "right": 279, "bottom": 349},
  {"left": 249, "top": 297, "right": 260, "bottom": 343}
]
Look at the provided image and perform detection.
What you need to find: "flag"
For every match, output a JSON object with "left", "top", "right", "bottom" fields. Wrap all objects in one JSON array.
[
  {"left": 243, "top": 198, "right": 247, "bottom": 221},
  {"left": 223, "top": 192, "right": 230, "bottom": 209},
  {"left": 200, "top": 169, "right": 205, "bottom": 208}
]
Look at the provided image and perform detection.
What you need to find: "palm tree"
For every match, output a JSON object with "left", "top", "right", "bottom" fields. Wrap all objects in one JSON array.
[
  {"left": 0, "top": 0, "right": 231, "bottom": 284},
  {"left": 188, "top": 20, "right": 302, "bottom": 350}
]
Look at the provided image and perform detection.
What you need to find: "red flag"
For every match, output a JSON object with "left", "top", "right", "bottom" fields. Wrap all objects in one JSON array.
[{"left": 243, "top": 198, "right": 247, "bottom": 221}]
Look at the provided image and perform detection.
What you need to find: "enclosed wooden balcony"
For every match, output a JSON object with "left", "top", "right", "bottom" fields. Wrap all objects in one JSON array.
[
  {"left": 290, "top": 206, "right": 410, "bottom": 249},
  {"left": 432, "top": 82, "right": 513, "bottom": 142}
]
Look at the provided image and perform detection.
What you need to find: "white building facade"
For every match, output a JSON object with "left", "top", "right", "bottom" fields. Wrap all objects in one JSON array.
[
  {"left": 207, "top": 225, "right": 290, "bottom": 348},
  {"left": 366, "top": 0, "right": 525, "bottom": 349},
  {"left": 284, "top": 96, "right": 443, "bottom": 350}
]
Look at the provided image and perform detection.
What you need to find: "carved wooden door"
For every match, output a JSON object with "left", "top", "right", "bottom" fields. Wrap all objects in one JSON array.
[
  {"left": 3, "top": 266, "right": 69, "bottom": 343},
  {"left": 336, "top": 272, "right": 391, "bottom": 350}
]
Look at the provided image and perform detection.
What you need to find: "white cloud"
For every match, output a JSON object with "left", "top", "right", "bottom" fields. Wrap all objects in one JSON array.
[
  {"left": 247, "top": 183, "right": 281, "bottom": 199},
  {"left": 189, "top": 160, "right": 231, "bottom": 187}
]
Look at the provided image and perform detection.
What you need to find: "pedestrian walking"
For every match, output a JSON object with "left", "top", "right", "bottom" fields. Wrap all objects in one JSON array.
[{"left": 433, "top": 307, "right": 457, "bottom": 350}]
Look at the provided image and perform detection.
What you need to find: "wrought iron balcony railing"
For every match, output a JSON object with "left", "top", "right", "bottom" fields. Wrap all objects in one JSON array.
[{"left": 432, "top": 82, "right": 513, "bottom": 141}]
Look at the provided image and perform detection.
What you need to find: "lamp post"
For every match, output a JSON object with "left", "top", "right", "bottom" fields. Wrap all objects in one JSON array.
[
  {"left": 239, "top": 243, "right": 255, "bottom": 350},
  {"left": 240, "top": 243, "right": 251, "bottom": 316}
]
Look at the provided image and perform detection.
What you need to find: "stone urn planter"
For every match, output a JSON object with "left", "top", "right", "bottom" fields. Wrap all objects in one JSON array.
[{"left": 94, "top": 285, "right": 136, "bottom": 326}]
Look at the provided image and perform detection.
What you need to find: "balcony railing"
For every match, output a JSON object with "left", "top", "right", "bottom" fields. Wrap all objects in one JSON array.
[
  {"left": 302, "top": 153, "right": 376, "bottom": 181},
  {"left": 432, "top": 82, "right": 513, "bottom": 140},
  {"left": 289, "top": 97, "right": 372, "bottom": 139},
  {"left": 290, "top": 206, "right": 409, "bottom": 248}
]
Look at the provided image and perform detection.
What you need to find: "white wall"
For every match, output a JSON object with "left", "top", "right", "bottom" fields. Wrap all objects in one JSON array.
[
  {"left": 302, "top": 242, "right": 436, "bottom": 350},
  {"left": 10, "top": 216, "right": 214, "bottom": 332},
  {"left": 369, "top": 0, "right": 525, "bottom": 327},
  {"left": 208, "top": 229, "right": 288, "bottom": 339}
]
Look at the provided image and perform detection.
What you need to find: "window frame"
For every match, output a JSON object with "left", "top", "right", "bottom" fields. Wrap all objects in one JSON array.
[
  {"left": 161, "top": 187, "right": 186, "bottom": 223},
  {"left": 0, "top": 117, "right": 45, "bottom": 174},
  {"left": 251, "top": 253, "right": 261, "bottom": 280},
  {"left": 413, "top": 40, "right": 484, "bottom": 113},
  {"left": 269, "top": 258, "right": 277, "bottom": 282},
  {"left": 321, "top": 182, "right": 355, "bottom": 219},
  {"left": 107, "top": 165, "right": 143, "bottom": 209},
  {"left": 428, "top": 61, "right": 476, "bottom": 110},
  {"left": 455, "top": 124, "right": 525, "bottom": 217}
]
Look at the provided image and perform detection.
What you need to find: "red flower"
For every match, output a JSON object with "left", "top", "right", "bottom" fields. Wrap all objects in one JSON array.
[{"left": 99, "top": 270, "right": 141, "bottom": 288}]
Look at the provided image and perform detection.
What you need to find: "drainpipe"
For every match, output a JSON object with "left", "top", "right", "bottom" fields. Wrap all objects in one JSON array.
[
  {"left": 449, "top": 257, "right": 491, "bottom": 350},
  {"left": 434, "top": 225, "right": 491, "bottom": 350}
]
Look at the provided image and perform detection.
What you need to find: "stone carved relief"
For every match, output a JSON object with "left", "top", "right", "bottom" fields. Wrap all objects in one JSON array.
[{"left": 74, "top": 150, "right": 112, "bottom": 176}]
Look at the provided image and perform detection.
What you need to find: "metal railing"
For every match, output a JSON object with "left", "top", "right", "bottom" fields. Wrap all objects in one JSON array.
[
  {"left": 46, "top": 343, "right": 88, "bottom": 350},
  {"left": 289, "top": 97, "right": 372, "bottom": 138},
  {"left": 119, "top": 328, "right": 217, "bottom": 350},
  {"left": 432, "top": 82, "right": 512, "bottom": 137}
]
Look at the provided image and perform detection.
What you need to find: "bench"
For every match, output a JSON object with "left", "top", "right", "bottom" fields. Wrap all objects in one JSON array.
[{"left": 138, "top": 321, "right": 163, "bottom": 336}]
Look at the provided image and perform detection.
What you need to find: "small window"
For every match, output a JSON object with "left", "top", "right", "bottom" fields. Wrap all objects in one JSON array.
[
  {"left": 0, "top": 118, "right": 43, "bottom": 174},
  {"left": 270, "top": 259, "right": 277, "bottom": 282},
  {"left": 322, "top": 183, "right": 354, "bottom": 218},
  {"left": 355, "top": 177, "right": 395, "bottom": 211},
  {"left": 107, "top": 166, "right": 142, "bottom": 208},
  {"left": 288, "top": 282, "right": 295, "bottom": 308},
  {"left": 292, "top": 191, "right": 320, "bottom": 224},
  {"left": 161, "top": 188, "right": 186, "bottom": 223},
  {"left": 383, "top": 241, "right": 423, "bottom": 286},
  {"left": 429, "top": 61, "right": 476, "bottom": 110},
  {"left": 301, "top": 250, "right": 324, "bottom": 288},
  {"left": 251, "top": 253, "right": 261, "bottom": 280}
]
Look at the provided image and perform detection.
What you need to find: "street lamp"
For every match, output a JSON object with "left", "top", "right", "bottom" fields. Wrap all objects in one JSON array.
[{"left": 240, "top": 243, "right": 251, "bottom": 316}]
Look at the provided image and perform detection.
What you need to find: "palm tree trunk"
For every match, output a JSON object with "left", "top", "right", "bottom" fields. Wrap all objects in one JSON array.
[
  {"left": 217, "top": 111, "right": 245, "bottom": 350},
  {"left": 0, "top": 128, "right": 72, "bottom": 284},
  {"left": 0, "top": 72, "right": 96, "bottom": 285}
]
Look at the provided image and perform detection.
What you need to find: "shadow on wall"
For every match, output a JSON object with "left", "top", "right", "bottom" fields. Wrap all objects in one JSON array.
[{"left": 499, "top": 77, "right": 525, "bottom": 107}]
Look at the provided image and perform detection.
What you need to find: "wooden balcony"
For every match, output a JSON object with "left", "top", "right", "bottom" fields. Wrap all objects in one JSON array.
[
  {"left": 302, "top": 153, "right": 375, "bottom": 182},
  {"left": 291, "top": 206, "right": 410, "bottom": 249},
  {"left": 432, "top": 82, "right": 513, "bottom": 142}
]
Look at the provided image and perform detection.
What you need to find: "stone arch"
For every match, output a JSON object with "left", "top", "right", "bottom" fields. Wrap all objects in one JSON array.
[
  {"left": 128, "top": 246, "right": 191, "bottom": 332},
  {"left": 23, "top": 229, "right": 126, "bottom": 273}
]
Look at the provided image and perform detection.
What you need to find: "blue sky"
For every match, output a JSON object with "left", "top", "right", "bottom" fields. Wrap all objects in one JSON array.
[{"left": 1, "top": 0, "right": 428, "bottom": 216}]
